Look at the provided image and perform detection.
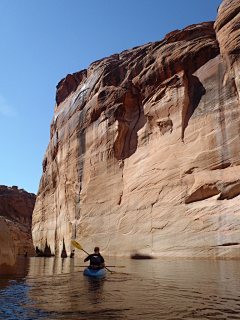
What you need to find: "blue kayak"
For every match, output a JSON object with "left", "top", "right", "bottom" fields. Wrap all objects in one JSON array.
[{"left": 83, "top": 268, "right": 106, "bottom": 278}]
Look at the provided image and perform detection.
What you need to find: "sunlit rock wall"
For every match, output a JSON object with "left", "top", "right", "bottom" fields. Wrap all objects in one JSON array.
[
  {"left": 32, "top": 0, "right": 240, "bottom": 259},
  {"left": 0, "top": 217, "right": 16, "bottom": 274}
]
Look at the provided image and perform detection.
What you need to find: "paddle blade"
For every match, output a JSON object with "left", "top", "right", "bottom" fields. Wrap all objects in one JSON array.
[
  {"left": 115, "top": 266, "right": 125, "bottom": 268},
  {"left": 105, "top": 267, "right": 114, "bottom": 274},
  {"left": 72, "top": 241, "right": 83, "bottom": 250}
]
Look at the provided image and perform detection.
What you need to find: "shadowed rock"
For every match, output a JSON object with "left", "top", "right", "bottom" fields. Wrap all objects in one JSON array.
[{"left": 0, "top": 186, "right": 36, "bottom": 257}]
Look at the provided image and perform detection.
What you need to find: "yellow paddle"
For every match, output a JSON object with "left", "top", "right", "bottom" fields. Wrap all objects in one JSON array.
[
  {"left": 72, "top": 241, "right": 89, "bottom": 254},
  {"left": 69, "top": 265, "right": 125, "bottom": 268},
  {"left": 72, "top": 241, "right": 115, "bottom": 274}
]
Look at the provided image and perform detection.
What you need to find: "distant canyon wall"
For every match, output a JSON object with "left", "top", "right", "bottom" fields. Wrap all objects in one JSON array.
[
  {"left": 0, "top": 217, "right": 16, "bottom": 274},
  {"left": 32, "top": 0, "right": 240, "bottom": 259},
  {"left": 0, "top": 186, "right": 36, "bottom": 261}
]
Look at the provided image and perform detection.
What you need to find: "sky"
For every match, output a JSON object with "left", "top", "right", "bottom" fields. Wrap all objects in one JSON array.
[{"left": 0, "top": 0, "right": 222, "bottom": 195}]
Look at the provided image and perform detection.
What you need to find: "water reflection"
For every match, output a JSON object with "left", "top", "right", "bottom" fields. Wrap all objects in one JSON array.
[
  {"left": 84, "top": 277, "right": 105, "bottom": 305},
  {"left": 0, "top": 257, "right": 240, "bottom": 319}
]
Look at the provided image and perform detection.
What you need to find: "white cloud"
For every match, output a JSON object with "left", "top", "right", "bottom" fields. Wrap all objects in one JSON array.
[{"left": 0, "top": 94, "right": 17, "bottom": 117}]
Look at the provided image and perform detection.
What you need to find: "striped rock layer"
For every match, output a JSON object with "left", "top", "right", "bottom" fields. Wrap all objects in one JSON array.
[{"left": 32, "top": 0, "right": 240, "bottom": 259}]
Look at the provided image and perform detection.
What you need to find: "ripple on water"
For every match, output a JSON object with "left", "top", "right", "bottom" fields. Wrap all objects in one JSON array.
[{"left": 1, "top": 258, "right": 240, "bottom": 319}]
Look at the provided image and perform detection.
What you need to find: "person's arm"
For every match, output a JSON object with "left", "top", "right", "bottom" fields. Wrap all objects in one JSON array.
[
  {"left": 84, "top": 255, "right": 90, "bottom": 262},
  {"left": 101, "top": 256, "right": 105, "bottom": 267}
]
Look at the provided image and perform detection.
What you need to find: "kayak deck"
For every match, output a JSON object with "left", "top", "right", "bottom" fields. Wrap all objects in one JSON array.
[{"left": 83, "top": 268, "right": 107, "bottom": 278}]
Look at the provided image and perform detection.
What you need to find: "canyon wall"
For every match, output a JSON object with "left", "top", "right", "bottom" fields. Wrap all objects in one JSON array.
[
  {"left": 0, "top": 217, "right": 16, "bottom": 274},
  {"left": 0, "top": 186, "right": 36, "bottom": 258},
  {"left": 32, "top": 0, "right": 240, "bottom": 259}
]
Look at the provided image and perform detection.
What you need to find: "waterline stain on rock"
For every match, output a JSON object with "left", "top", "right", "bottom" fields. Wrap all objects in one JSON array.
[{"left": 32, "top": 0, "right": 240, "bottom": 259}]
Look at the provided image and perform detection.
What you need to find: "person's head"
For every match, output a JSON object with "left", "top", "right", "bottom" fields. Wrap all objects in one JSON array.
[{"left": 94, "top": 247, "right": 99, "bottom": 253}]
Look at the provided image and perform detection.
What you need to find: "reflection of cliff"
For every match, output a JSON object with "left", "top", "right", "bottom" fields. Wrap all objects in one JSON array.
[
  {"left": 2, "top": 257, "right": 240, "bottom": 318},
  {"left": 32, "top": 0, "right": 240, "bottom": 259},
  {"left": 0, "top": 185, "right": 36, "bottom": 257}
]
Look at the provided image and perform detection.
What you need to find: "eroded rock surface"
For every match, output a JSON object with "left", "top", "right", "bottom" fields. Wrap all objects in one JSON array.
[
  {"left": 32, "top": 0, "right": 240, "bottom": 259},
  {"left": 0, "top": 217, "right": 16, "bottom": 274},
  {"left": 0, "top": 186, "right": 36, "bottom": 257}
]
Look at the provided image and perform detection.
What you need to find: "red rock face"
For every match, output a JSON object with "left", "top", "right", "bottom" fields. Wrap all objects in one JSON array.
[
  {"left": 0, "top": 186, "right": 36, "bottom": 257},
  {"left": 0, "top": 217, "right": 16, "bottom": 274},
  {"left": 32, "top": 0, "right": 240, "bottom": 259},
  {"left": 214, "top": 0, "right": 240, "bottom": 100}
]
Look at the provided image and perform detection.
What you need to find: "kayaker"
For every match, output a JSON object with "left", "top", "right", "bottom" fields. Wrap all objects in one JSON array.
[{"left": 84, "top": 246, "right": 105, "bottom": 270}]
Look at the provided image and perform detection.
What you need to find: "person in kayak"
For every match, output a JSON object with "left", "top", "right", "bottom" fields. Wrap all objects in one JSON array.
[{"left": 84, "top": 246, "right": 105, "bottom": 270}]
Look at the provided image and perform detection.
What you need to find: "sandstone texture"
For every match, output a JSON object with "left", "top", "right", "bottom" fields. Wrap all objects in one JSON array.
[
  {"left": 0, "top": 186, "right": 36, "bottom": 257},
  {"left": 0, "top": 217, "right": 16, "bottom": 274},
  {"left": 32, "top": 0, "right": 240, "bottom": 259}
]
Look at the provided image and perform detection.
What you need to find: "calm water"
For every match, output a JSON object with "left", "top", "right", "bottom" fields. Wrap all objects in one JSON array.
[{"left": 0, "top": 257, "right": 240, "bottom": 319}]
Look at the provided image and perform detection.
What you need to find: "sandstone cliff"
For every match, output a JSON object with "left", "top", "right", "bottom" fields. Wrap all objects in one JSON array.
[
  {"left": 32, "top": 0, "right": 240, "bottom": 259},
  {"left": 0, "top": 185, "right": 36, "bottom": 257},
  {"left": 0, "top": 217, "right": 16, "bottom": 274}
]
